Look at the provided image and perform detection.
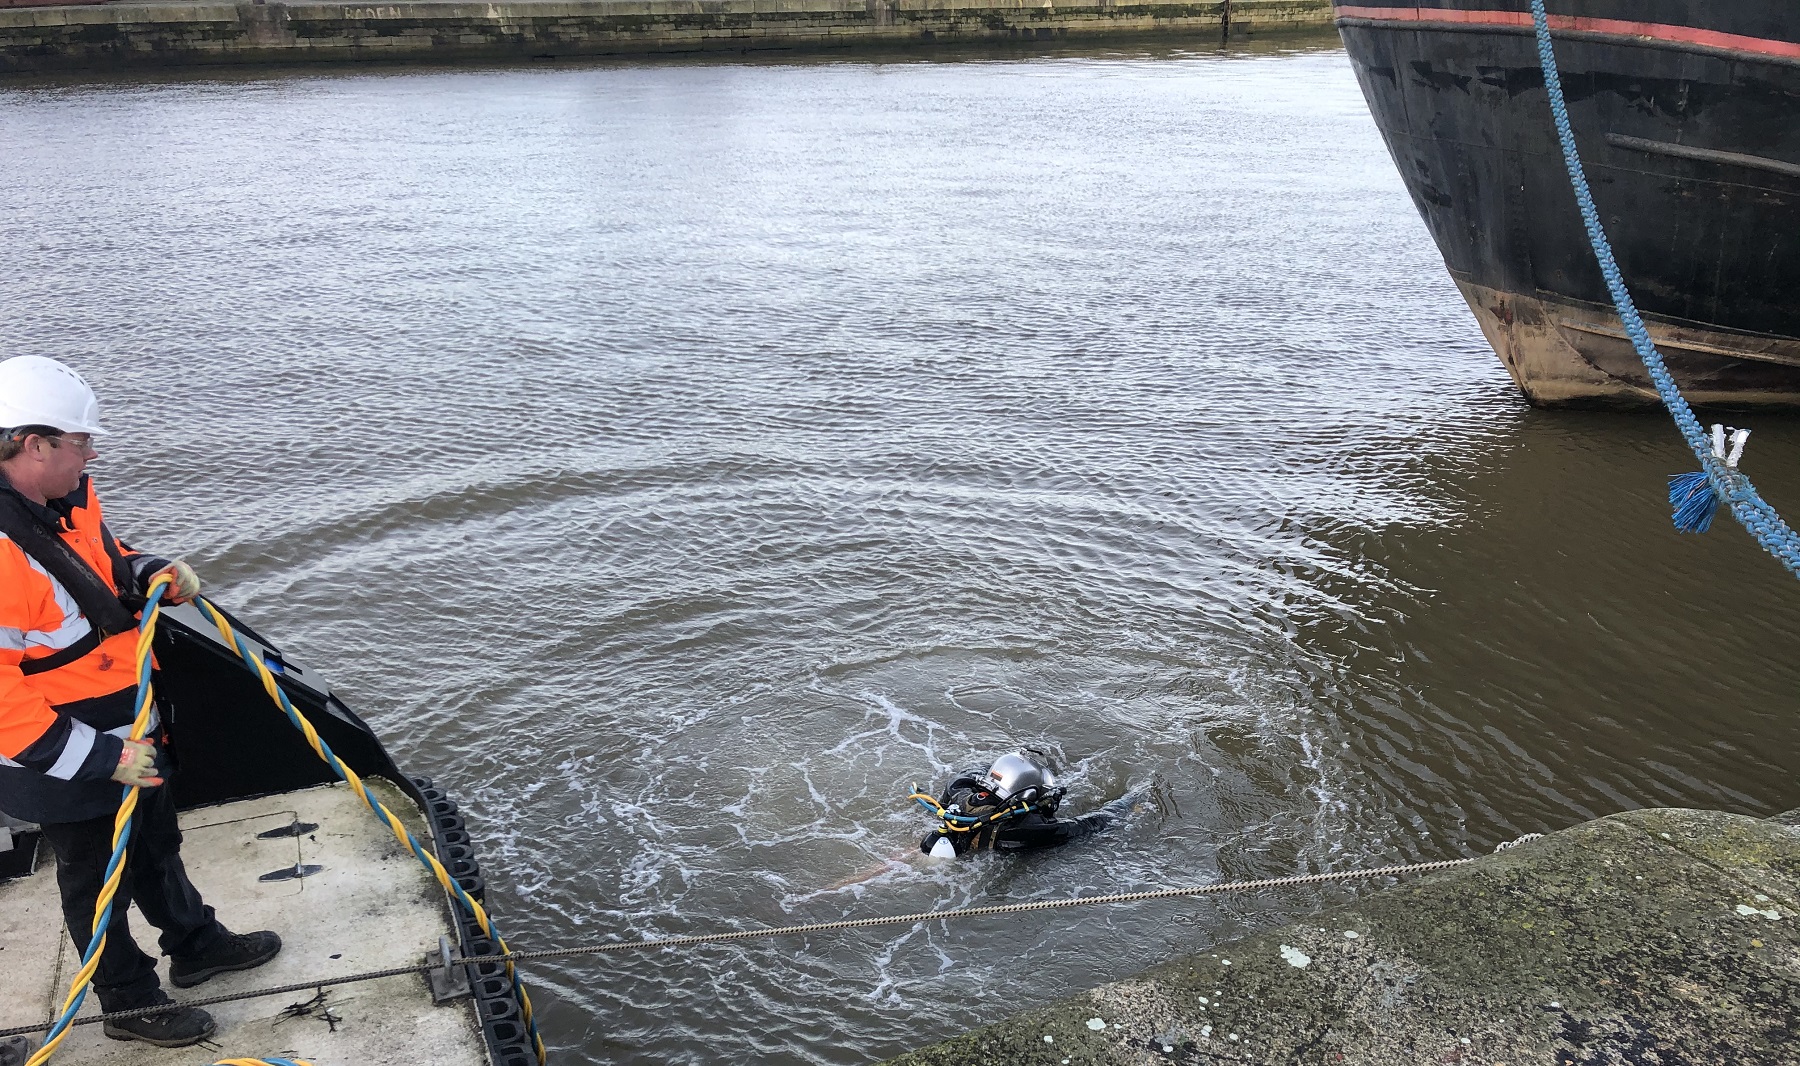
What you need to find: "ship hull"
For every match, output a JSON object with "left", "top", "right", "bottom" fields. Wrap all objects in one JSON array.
[{"left": 1335, "top": 2, "right": 1800, "bottom": 406}]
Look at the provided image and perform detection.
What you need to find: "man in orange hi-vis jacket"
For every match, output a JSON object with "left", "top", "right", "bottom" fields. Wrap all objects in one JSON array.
[{"left": 0, "top": 356, "right": 281, "bottom": 1049}]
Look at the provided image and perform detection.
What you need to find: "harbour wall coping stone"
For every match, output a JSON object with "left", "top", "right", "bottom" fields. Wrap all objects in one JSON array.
[
  {"left": 0, "top": 0, "right": 1333, "bottom": 71},
  {"left": 883, "top": 805, "right": 1800, "bottom": 1065}
]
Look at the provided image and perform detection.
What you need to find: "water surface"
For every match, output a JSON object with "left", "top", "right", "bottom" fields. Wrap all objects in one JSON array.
[{"left": 4, "top": 35, "right": 1798, "bottom": 1065}]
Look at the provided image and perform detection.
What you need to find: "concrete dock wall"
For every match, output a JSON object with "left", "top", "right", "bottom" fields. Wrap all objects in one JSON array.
[
  {"left": 884, "top": 806, "right": 1800, "bottom": 1066},
  {"left": 0, "top": 0, "right": 1333, "bottom": 71}
]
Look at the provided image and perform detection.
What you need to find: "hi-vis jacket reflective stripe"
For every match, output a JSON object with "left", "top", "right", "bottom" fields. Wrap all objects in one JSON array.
[{"left": 0, "top": 475, "right": 167, "bottom": 793}]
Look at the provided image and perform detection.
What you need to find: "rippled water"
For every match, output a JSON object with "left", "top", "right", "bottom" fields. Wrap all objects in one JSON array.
[{"left": 4, "top": 35, "right": 1799, "bottom": 1065}]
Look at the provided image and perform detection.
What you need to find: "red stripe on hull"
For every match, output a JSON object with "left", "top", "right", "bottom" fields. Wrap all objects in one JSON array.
[{"left": 1334, "top": 6, "right": 1800, "bottom": 61}]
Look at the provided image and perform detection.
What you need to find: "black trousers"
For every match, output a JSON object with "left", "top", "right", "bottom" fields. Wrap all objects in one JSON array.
[{"left": 38, "top": 781, "right": 226, "bottom": 1011}]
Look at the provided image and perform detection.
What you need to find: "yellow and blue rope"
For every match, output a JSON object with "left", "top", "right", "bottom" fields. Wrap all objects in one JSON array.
[
  {"left": 27, "top": 577, "right": 318, "bottom": 1066},
  {"left": 194, "top": 597, "right": 548, "bottom": 1065},
  {"left": 28, "top": 576, "right": 540, "bottom": 1066},
  {"left": 24, "top": 578, "right": 170, "bottom": 1066}
]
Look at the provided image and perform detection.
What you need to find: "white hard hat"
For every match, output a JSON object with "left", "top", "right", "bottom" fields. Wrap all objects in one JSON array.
[{"left": 0, "top": 356, "right": 105, "bottom": 436}]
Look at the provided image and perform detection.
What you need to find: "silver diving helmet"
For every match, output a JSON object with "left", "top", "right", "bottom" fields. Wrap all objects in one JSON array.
[{"left": 986, "top": 752, "right": 1057, "bottom": 802}]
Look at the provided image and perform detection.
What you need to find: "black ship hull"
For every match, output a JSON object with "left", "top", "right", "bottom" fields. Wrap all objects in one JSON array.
[{"left": 1334, "top": 2, "right": 1800, "bottom": 406}]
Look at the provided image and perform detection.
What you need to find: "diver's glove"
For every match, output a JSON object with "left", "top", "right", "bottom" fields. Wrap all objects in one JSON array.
[
  {"left": 111, "top": 738, "right": 165, "bottom": 788},
  {"left": 150, "top": 560, "right": 201, "bottom": 605}
]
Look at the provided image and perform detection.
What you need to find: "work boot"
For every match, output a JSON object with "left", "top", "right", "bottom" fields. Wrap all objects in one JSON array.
[
  {"left": 169, "top": 928, "right": 282, "bottom": 988},
  {"left": 102, "top": 1004, "right": 217, "bottom": 1047}
]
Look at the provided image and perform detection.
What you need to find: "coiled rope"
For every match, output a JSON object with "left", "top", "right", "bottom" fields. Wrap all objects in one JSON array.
[
  {"left": 2, "top": 837, "right": 1545, "bottom": 1041},
  {"left": 191, "top": 597, "right": 548, "bottom": 1065},
  {"left": 1528, "top": 0, "right": 1800, "bottom": 578}
]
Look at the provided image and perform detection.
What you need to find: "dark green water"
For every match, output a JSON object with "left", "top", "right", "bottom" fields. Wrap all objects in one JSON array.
[{"left": 3, "top": 32, "right": 1796, "bottom": 1065}]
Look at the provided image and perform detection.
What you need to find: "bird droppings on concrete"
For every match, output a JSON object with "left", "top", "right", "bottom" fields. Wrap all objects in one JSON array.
[
  {"left": 1085, "top": 1018, "right": 1105, "bottom": 1031},
  {"left": 1735, "top": 904, "right": 1781, "bottom": 920},
  {"left": 1279, "top": 944, "right": 1312, "bottom": 968},
  {"left": 1042, "top": 1035, "right": 1053, "bottom": 1044},
  {"left": 1344, "top": 930, "right": 1360, "bottom": 939}
]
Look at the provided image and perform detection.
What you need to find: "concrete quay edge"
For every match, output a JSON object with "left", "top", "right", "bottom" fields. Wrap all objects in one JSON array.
[{"left": 882, "top": 806, "right": 1800, "bottom": 1066}]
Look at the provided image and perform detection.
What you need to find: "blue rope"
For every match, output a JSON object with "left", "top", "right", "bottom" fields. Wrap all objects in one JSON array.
[
  {"left": 1529, "top": 0, "right": 1800, "bottom": 578},
  {"left": 1669, "top": 470, "right": 1719, "bottom": 533}
]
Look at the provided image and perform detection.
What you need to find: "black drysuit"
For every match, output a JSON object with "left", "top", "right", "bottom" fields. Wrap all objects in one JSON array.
[{"left": 918, "top": 774, "right": 1113, "bottom": 856}]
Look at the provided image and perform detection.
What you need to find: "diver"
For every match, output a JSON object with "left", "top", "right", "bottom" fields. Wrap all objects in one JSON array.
[{"left": 912, "top": 752, "right": 1116, "bottom": 858}]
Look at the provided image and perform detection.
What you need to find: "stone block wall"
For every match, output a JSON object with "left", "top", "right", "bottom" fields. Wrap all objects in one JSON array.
[{"left": 0, "top": 0, "right": 1334, "bottom": 72}]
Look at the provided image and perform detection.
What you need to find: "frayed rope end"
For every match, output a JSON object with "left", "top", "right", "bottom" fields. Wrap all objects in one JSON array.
[{"left": 1669, "top": 470, "right": 1718, "bottom": 534}]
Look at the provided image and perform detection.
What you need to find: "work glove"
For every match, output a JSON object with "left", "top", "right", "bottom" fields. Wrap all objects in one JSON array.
[
  {"left": 151, "top": 560, "right": 201, "bottom": 605},
  {"left": 110, "top": 738, "right": 164, "bottom": 788}
]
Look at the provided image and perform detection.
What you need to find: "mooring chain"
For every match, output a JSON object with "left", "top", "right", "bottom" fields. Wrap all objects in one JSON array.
[
  {"left": 0, "top": 841, "right": 1545, "bottom": 1040},
  {"left": 503, "top": 855, "right": 1481, "bottom": 959}
]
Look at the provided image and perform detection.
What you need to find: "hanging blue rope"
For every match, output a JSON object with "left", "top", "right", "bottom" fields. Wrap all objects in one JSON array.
[{"left": 1528, "top": 0, "right": 1800, "bottom": 577}]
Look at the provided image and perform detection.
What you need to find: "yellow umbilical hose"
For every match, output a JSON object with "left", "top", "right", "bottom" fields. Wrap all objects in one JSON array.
[{"left": 908, "top": 789, "right": 1036, "bottom": 833}]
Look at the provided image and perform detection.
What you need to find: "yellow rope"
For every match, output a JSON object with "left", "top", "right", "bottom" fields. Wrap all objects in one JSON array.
[{"left": 196, "top": 600, "right": 548, "bottom": 1064}]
